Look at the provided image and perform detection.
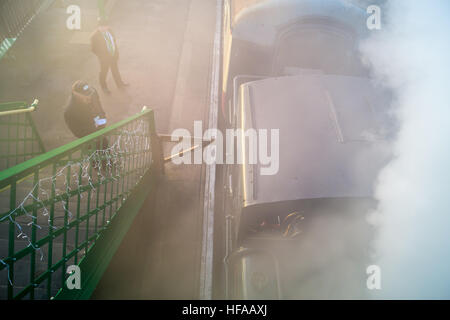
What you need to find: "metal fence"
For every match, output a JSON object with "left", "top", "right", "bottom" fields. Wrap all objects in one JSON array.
[
  {"left": 0, "top": 100, "right": 45, "bottom": 171},
  {"left": 0, "top": 108, "right": 161, "bottom": 299},
  {"left": 0, "top": 0, "right": 53, "bottom": 59}
]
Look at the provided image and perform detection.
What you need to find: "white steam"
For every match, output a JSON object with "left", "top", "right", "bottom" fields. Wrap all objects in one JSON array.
[{"left": 361, "top": 1, "right": 450, "bottom": 298}]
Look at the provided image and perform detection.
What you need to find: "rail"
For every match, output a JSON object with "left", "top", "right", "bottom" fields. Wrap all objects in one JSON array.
[
  {"left": 0, "top": 108, "right": 162, "bottom": 299},
  {"left": 0, "top": 100, "right": 45, "bottom": 171},
  {"left": 0, "top": 0, "right": 54, "bottom": 60}
]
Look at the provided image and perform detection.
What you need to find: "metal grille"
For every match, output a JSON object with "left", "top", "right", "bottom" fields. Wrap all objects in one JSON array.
[
  {"left": 0, "top": 101, "right": 45, "bottom": 171},
  {"left": 0, "top": 109, "right": 157, "bottom": 299},
  {"left": 0, "top": 0, "right": 53, "bottom": 59},
  {"left": 0, "top": 0, "right": 47, "bottom": 39}
]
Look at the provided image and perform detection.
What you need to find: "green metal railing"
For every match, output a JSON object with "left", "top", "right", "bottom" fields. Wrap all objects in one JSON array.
[
  {"left": 0, "top": 0, "right": 55, "bottom": 60},
  {"left": 0, "top": 100, "right": 45, "bottom": 171},
  {"left": 0, "top": 108, "right": 162, "bottom": 299},
  {"left": 98, "top": 0, "right": 107, "bottom": 20}
]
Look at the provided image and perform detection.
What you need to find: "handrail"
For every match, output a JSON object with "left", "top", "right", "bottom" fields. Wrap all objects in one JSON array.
[
  {"left": 0, "top": 108, "right": 162, "bottom": 300},
  {"left": 0, "top": 108, "right": 151, "bottom": 188},
  {"left": 0, "top": 1, "right": 55, "bottom": 60},
  {"left": 0, "top": 99, "right": 39, "bottom": 117},
  {"left": 0, "top": 99, "right": 45, "bottom": 171}
]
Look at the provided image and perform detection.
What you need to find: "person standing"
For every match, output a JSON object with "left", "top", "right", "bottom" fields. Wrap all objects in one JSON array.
[
  {"left": 90, "top": 18, "right": 128, "bottom": 94},
  {"left": 64, "top": 80, "right": 107, "bottom": 138},
  {"left": 64, "top": 80, "right": 110, "bottom": 172}
]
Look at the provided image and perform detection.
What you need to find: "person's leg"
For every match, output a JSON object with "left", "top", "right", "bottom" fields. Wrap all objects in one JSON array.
[
  {"left": 110, "top": 59, "right": 127, "bottom": 88},
  {"left": 99, "top": 59, "right": 111, "bottom": 93}
]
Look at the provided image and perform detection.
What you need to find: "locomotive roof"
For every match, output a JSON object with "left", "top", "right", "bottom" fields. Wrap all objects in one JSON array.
[
  {"left": 230, "top": 0, "right": 369, "bottom": 46},
  {"left": 239, "top": 74, "right": 394, "bottom": 207}
]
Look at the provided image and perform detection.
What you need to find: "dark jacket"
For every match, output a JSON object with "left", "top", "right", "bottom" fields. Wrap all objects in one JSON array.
[
  {"left": 64, "top": 88, "right": 106, "bottom": 138},
  {"left": 90, "top": 27, "right": 119, "bottom": 62}
]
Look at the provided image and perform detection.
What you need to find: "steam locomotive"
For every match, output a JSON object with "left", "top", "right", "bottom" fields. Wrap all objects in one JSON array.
[{"left": 217, "top": 0, "right": 393, "bottom": 299}]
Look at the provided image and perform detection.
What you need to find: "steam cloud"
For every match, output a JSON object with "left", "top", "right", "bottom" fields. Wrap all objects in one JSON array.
[{"left": 361, "top": 1, "right": 450, "bottom": 298}]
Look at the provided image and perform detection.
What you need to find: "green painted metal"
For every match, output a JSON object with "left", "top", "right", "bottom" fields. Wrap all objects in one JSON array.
[
  {"left": 0, "top": 0, "right": 55, "bottom": 61},
  {"left": 0, "top": 109, "right": 162, "bottom": 299},
  {"left": 0, "top": 38, "right": 16, "bottom": 60},
  {"left": 0, "top": 101, "right": 45, "bottom": 171},
  {"left": 98, "top": 0, "right": 107, "bottom": 20},
  {"left": 55, "top": 166, "right": 159, "bottom": 300}
]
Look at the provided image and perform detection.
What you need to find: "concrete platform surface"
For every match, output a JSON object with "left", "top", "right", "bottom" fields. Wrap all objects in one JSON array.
[{"left": 0, "top": 0, "right": 217, "bottom": 299}]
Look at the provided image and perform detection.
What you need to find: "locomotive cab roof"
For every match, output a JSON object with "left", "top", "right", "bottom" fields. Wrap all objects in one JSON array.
[
  {"left": 238, "top": 74, "right": 394, "bottom": 209},
  {"left": 230, "top": 0, "right": 369, "bottom": 46}
]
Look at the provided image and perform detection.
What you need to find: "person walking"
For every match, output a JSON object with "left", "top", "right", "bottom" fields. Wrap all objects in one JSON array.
[{"left": 90, "top": 18, "right": 128, "bottom": 94}]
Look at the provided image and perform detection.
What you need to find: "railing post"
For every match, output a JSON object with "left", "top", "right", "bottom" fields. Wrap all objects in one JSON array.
[
  {"left": 146, "top": 109, "right": 164, "bottom": 175},
  {"left": 98, "top": 0, "right": 107, "bottom": 21},
  {"left": 7, "top": 181, "right": 16, "bottom": 299}
]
